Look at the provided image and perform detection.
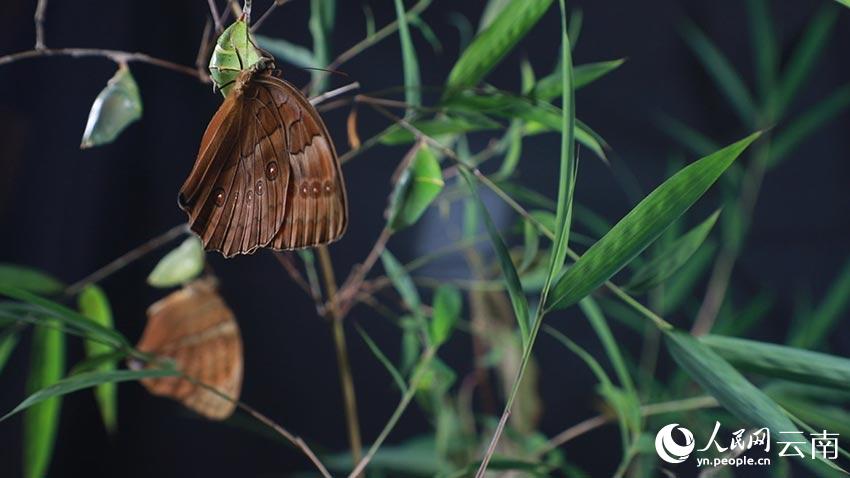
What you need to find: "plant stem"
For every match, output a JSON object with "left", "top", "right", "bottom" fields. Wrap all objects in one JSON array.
[
  {"left": 348, "top": 347, "right": 436, "bottom": 477},
  {"left": 316, "top": 245, "right": 363, "bottom": 468},
  {"left": 34, "top": 0, "right": 47, "bottom": 50},
  {"left": 64, "top": 224, "right": 188, "bottom": 296}
]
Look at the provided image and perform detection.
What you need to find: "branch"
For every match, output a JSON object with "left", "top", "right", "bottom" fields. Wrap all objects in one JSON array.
[
  {"left": 0, "top": 48, "right": 207, "bottom": 81},
  {"left": 34, "top": 0, "right": 47, "bottom": 50}
]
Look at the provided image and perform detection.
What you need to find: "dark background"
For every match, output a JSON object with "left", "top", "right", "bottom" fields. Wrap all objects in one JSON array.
[{"left": 1, "top": 0, "right": 849, "bottom": 476}]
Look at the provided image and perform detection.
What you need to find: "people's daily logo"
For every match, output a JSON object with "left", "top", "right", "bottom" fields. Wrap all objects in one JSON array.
[{"left": 655, "top": 424, "right": 695, "bottom": 464}]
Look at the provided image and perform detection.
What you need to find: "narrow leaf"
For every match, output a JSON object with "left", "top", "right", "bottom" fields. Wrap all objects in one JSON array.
[
  {"left": 702, "top": 335, "right": 850, "bottom": 392},
  {"left": 0, "top": 325, "right": 22, "bottom": 374},
  {"left": 355, "top": 324, "right": 407, "bottom": 392},
  {"left": 78, "top": 285, "right": 118, "bottom": 434},
  {"left": 80, "top": 66, "right": 143, "bottom": 148},
  {"left": 387, "top": 144, "right": 445, "bottom": 231},
  {"left": 381, "top": 250, "right": 422, "bottom": 316},
  {"left": 430, "top": 285, "right": 461, "bottom": 345},
  {"left": 4, "top": 368, "right": 177, "bottom": 423},
  {"left": 379, "top": 115, "right": 501, "bottom": 145},
  {"left": 0, "top": 264, "right": 64, "bottom": 295},
  {"left": 147, "top": 236, "right": 205, "bottom": 288},
  {"left": 255, "top": 34, "right": 318, "bottom": 69},
  {"left": 534, "top": 59, "right": 625, "bottom": 101},
  {"left": 459, "top": 167, "right": 531, "bottom": 344},
  {"left": 626, "top": 210, "right": 720, "bottom": 293},
  {"left": 445, "top": 0, "right": 553, "bottom": 93},
  {"left": 788, "top": 257, "right": 850, "bottom": 349},
  {"left": 23, "top": 323, "right": 65, "bottom": 478},
  {"left": 394, "top": 0, "right": 421, "bottom": 110},
  {"left": 679, "top": 20, "right": 758, "bottom": 126},
  {"left": 546, "top": 133, "right": 760, "bottom": 311}
]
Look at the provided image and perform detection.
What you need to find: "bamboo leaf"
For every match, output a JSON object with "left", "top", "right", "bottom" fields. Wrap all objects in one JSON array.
[
  {"left": 0, "top": 285, "right": 129, "bottom": 348},
  {"left": 355, "top": 324, "right": 407, "bottom": 393},
  {"left": 23, "top": 323, "right": 65, "bottom": 478},
  {"left": 80, "top": 66, "right": 143, "bottom": 148},
  {"left": 308, "top": 0, "right": 336, "bottom": 95},
  {"left": 478, "top": 0, "right": 513, "bottom": 32},
  {"left": 394, "top": 0, "right": 421, "bottom": 110},
  {"left": 788, "top": 257, "right": 850, "bottom": 349},
  {"left": 147, "top": 236, "right": 205, "bottom": 288},
  {"left": 255, "top": 34, "right": 318, "bottom": 69},
  {"left": 746, "top": 0, "right": 778, "bottom": 107},
  {"left": 445, "top": 0, "right": 553, "bottom": 93},
  {"left": 387, "top": 144, "right": 445, "bottom": 231},
  {"left": 702, "top": 335, "right": 850, "bottom": 392},
  {"left": 679, "top": 20, "right": 758, "bottom": 126},
  {"left": 0, "top": 324, "right": 22, "bottom": 374},
  {"left": 770, "top": 84, "right": 850, "bottom": 168},
  {"left": 379, "top": 115, "right": 501, "bottom": 145},
  {"left": 534, "top": 59, "right": 625, "bottom": 101},
  {"left": 665, "top": 330, "right": 845, "bottom": 473},
  {"left": 626, "top": 210, "right": 720, "bottom": 293},
  {"left": 430, "top": 285, "right": 461, "bottom": 345},
  {"left": 4, "top": 368, "right": 177, "bottom": 423},
  {"left": 655, "top": 114, "right": 720, "bottom": 157},
  {"left": 381, "top": 250, "right": 422, "bottom": 318},
  {"left": 459, "top": 167, "right": 531, "bottom": 345},
  {"left": 77, "top": 285, "right": 117, "bottom": 434},
  {"left": 775, "top": 3, "right": 839, "bottom": 118},
  {"left": 0, "top": 264, "right": 64, "bottom": 295},
  {"left": 546, "top": 133, "right": 760, "bottom": 311}
]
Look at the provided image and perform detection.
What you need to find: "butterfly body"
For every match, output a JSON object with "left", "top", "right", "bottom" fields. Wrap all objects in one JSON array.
[{"left": 180, "top": 63, "right": 347, "bottom": 257}]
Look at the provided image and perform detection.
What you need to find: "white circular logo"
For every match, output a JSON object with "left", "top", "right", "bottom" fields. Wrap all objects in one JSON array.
[{"left": 655, "top": 424, "right": 695, "bottom": 464}]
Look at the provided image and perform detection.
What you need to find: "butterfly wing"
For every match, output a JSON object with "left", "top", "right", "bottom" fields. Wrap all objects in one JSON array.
[
  {"left": 179, "top": 84, "right": 291, "bottom": 257},
  {"left": 257, "top": 75, "right": 348, "bottom": 250},
  {"left": 135, "top": 279, "right": 242, "bottom": 420}
]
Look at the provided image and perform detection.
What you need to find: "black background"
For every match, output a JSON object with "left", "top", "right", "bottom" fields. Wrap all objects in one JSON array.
[{"left": 1, "top": 0, "right": 849, "bottom": 476}]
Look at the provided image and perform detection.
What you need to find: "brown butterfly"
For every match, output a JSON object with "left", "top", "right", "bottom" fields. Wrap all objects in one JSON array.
[
  {"left": 132, "top": 278, "right": 242, "bottom": 420},
  {"left": 179, "top": 59, "right": 348, "bottom": 257}
]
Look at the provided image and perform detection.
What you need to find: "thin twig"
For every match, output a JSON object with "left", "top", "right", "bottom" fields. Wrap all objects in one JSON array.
[
  {"left": 34, "top": 0, "right": 47, "bottom": 50},
  {"left": 273, "top": 252, "right": 316, "bottom": 301},
  {"left": 206, "top": 0, "right": 224, "bottom": 33},
  {"left": 348, "top": 347, "right": 436, "bottom": 477},
  {"left": 309, "top": 81, "right": 361, "bottom": 106},
  {"left": 317, "top": 246, "right": 364, "bottom": 469},
  {"left": 242, "top": 0, "right": 253, "bottom": 24},
  {"left": 337, "top": 226, "right": 393, "bottom": 317},
  {"left": 64, "top": 224, "right": 188, "bottom": 296},
  {"left": 251, "top": 0, "right": 292, "bottom": 32},
  {"left": 0, "top": 48, "right": 207, "bottom": 81},
  {"left": 195, "top": 18, "right": 214, "bottom": 82}
]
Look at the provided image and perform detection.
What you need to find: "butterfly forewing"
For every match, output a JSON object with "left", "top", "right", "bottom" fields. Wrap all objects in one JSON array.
[
  {"left": 134, "top": 279, "right": 243, "bottom": 420},
  {"left": 258, "top": 75, "right": 348, "bottom": 250},
  {"left": 179, "top": 67, "right": 347, "bottom": 256}
]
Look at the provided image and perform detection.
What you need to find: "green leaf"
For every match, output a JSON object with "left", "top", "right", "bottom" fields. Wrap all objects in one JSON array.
[
  {"left": 770, "top": 84, "right": 850, "bottom": 168},
  {"left": 702, "top": 335, "right": 850, "bottom": 392},
  {"left": 478, "top": 0, "right": 513, "bottom": 31},
  {"left": 625, "top": 210, "right": 720, "bottom": 293},
  {"left": 0, "top": 264, "right": 64, "bottom": 295},
  {"left": 255, "top": 34, "right": 318, "bottom": 69},
  {"left": 459, "top": 168, "right": 531, "bottom": 345},
  {"left": 430, "top": 285, "right": 461, "bottom": 345},
  {"left": 746, "top": 0, "right": 778, "bottom": 106},
  {"left": 381, "top": 250, "right": 422, "bottom": 318},
  {"left": 23, "top": 323, "right": 65, "bottom": 478},
  {"left": 546, "top": 133, "right": 760, "bottom": 311},
  {"left": 540, "top": 12, "right": 576, "bottom": 309},
  {"left": 655, "top": 114, "right": 720, "bottom": 157},
  {"left": 444, "top": 90, "right": 608, "bottom": 160},
  {"left": 0, "top": 285, "right": 129, "bottom": 348},
  {"left": 379, "top": 115, "right": 501, "bottom": 145},
  {"left": 4, "top": 368, "right": 177, "bottom": 423},
  {"left": 788, "top": 257, "right": 850, "bottom": 349},
  {"left": 774, "top": 3, "right": 839, "bottom": 118},
  {"left": 534, "top": 59, "right": 625, "bottom": 101},
  {"left": 679, "top": 19, "right": 758, "bottom": 126},
  {"left": 665, "top": 330, "right": 845, "bottom": 473},
  {"left": 78, "top": 285, "right": 117, "bottom": 434},
  {"left": 833, "top": 0, "right": 850, "bottom": 8},
  {"left": 0, "top": 324, "right": 22, "bottom": 374},
  {"left": 387, "top": 144, "right": 445, "bottom": 231},
  {"left": 355, "top": 324, "right": 407, "bottom": 393},
  {"left": 445, "top": 0, "right": 553, "bottom": 93},
  {"left": 394, "top": 0, "right": 421, "bottom": 110},
  {"left": 308, "top": 0, "right": 335, "bottom": 95},
  {"left": 146, "top": 236, "right": 205, "bottom": 288},
  {"left": 80, "top": 65, "right": 143, "bottom": 148},
  {"left": 209, "top": 20, "right": 263, "bottom": 97}
]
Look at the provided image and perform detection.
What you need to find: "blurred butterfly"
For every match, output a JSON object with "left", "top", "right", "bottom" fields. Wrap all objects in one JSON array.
[
  {"left": 178, "top": 58, "right": 348, "bottom": 257},
  {"left": 132, "top": 278, "right": 242, "bottom": 420}
]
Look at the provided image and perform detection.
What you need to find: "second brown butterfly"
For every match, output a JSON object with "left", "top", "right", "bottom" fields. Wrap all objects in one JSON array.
[{"left": 179, "top": 60, "right": 348, "bottom": 257}]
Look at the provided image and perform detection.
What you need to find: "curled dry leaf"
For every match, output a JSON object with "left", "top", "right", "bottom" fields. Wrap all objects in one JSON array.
[{"left": 131, "top": 278, "right": 242, "bottom": 420}]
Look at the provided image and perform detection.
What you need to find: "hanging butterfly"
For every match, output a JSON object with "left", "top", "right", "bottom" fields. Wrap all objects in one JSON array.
[
  {"left": 179, "top": 56, "right": 348, "bottom": 257},
  {"left": 131, "top": 278, "right": 242, "bottom": 420}
]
